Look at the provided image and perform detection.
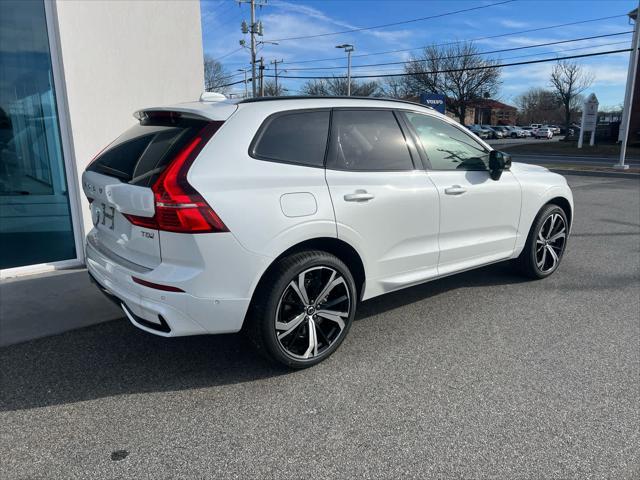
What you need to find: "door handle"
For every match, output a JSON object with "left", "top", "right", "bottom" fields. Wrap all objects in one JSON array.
[
  {"left": 344, "top": 190, "right": 375, "bottom": 202},
  {"left": 444, "top": 185, "right": 467, "bottom": 195}
]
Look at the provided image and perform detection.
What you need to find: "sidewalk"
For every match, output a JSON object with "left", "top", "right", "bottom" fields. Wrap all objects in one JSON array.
[{"left": 0, "top": 268, "right": 122, "bottom": 347}]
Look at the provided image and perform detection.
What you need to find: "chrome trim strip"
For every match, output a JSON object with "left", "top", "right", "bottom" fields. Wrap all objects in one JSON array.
[{"left": 86, "top": 235, "right": 152, "bottom": 274}]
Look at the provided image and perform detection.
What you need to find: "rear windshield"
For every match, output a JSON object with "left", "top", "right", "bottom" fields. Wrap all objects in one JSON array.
[{"left": 87, "top": 114, "right": 217, "bottom": 187}]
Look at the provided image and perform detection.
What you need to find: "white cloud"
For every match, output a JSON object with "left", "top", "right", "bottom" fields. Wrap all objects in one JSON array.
[{"left": 499, "top": 19, "right": 529, "bottom": 29}]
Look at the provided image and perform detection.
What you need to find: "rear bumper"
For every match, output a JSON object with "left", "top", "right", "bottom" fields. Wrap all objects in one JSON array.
[{"left": 85, "top": 238, "right": 255, "bottom": 337}]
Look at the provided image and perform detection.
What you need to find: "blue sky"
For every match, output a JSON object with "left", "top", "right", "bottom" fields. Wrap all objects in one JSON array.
[{"left": 201, "top": 0, "right": 637, "bottom": 107}]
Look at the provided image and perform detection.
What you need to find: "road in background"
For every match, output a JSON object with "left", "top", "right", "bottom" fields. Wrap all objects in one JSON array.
[{"left": 1, "top": 175, "right": 639, "bottom": 479}]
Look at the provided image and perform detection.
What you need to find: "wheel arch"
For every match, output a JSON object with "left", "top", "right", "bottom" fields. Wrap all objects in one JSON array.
[
  {"left": 247, "top": 237, "right": 367, "bottom": 320},
  {"left": 545, "top": 196, "right": 573, "bottom": 229}
]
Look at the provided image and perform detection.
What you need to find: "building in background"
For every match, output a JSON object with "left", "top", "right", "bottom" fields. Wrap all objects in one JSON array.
[
  {"left": 469, "top": 99, "right": 518, "bottom": 126},
  {"left": 0, "top": 0, "right": 204, "bottom": 278}
]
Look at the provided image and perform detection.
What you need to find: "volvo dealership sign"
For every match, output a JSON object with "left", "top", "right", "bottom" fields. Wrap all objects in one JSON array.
[{"left": 419, "top": 93, "right": 446, "bottom": 114}]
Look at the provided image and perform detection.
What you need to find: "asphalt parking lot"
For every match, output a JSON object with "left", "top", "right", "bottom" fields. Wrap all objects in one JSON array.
[{"left": 1, "top": 175, "right": 639, "bottom": 479}]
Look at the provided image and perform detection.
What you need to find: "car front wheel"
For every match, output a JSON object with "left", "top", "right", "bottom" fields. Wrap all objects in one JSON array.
[
  {"left": 516, "top": 204, "right": 568, "bottom": 279},
  {"left": 246, "top": 251, "right": 357, "bottom": 368}
]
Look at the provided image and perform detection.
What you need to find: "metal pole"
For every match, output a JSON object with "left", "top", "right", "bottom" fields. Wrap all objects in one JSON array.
[
  {"left": 259, "top": 57, "right": 265, "bottom": 97},
  {"left": 271, "top": 59, "right": 283, "bottom": 95},
  {"left": 243, "top": 70, "right": 248, "bottom": 98},
  {"left": 616, "top": 4, "right": 639, "bottom": 169},
  {"left": 274, "top": 62, "right": 278, "bottom": 92},
  {"left": 347, "top": 48, "right": 352, "bottom": 96},
  {"left": 250, "top": 0, "right": 257, "bottom": 98}
]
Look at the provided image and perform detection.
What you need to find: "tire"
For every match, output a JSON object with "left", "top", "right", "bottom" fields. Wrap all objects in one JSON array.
[
  {"left": 515, "top": 204, "right": 569, "bottom": 279},
  {"left": 245, "top": 250, "right": 357, "bottom": 369}
]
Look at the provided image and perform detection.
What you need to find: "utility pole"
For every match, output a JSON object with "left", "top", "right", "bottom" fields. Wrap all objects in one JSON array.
[
  {"left": 336, "top": 44, "right": 355, "bottom": 96},
  {"left": 259, "top": 57, "right": 265, "bottom": 97},
  {"left": 237, "top": 68, "right": 249, "bottom": 98},
  {"left": 615, "top": 5, "right": 639, "bottom": 169},
  {"left": 238, "top": 0, "right": 265, "bottom": 98},
  {"left": 270, "top": 59, "right": 283, "bottom": 95}
]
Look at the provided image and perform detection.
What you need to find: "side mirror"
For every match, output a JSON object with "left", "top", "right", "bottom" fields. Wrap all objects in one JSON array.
[{"left": 488, "top": 150, "right": 512, "bottom": 180}]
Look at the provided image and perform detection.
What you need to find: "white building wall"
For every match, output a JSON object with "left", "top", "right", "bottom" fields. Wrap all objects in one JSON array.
[{"left": 52, "top": 0, "right": 204, "bottom": 238}]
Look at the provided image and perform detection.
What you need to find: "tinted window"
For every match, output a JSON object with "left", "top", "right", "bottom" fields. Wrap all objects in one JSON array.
[
  {"left": 253, "top": 110, "right": 330, "bottom": 167},
  {"left": 327, "top": 110, "right": 413, "bottom": 171},
  {"left": 87, "top": 115, "right": 213, "bottom": 186},
  {"left": 405, "top": 113, "right": 488, "bottom": 171}
]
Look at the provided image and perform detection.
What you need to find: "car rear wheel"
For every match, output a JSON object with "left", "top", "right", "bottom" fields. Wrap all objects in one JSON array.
[
  {"left": 246, "top": 251, "right": 357, "bottom": 368},
  {"left": 515, "top": 204, "right": 568, "bottom": 279}
]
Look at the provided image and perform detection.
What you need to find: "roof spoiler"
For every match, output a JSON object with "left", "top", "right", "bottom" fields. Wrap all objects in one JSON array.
[{"left": 199, "top": 91, "right": 228, "bottom": 102}]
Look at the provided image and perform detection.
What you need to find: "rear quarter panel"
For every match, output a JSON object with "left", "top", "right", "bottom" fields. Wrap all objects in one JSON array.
[{"left": 187, "top": 102, "right": 338, "bottom": 268}]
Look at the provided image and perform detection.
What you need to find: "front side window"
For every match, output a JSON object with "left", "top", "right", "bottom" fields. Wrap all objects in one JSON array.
[
  {"left": 327, "top": 109, "right": 414, "bottom": 171},
  {"left": 252, "top": 110, "right": 330, "bottom": 167},
  {"left": 404, "top": 112, "right": 489, "bottom": 171}
]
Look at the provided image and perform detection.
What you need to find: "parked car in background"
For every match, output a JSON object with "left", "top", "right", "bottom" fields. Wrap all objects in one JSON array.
[
  {"left": 481, "top": 125, "right": 505, "bottom": 139},
  {"left": 530, "top": 123, "right": 542, "bottom": 129},
  {"left": 545, "top": 125, "right": 561, "bottom": 135},
  {"left": 81, "top": 96, "right": 573, "bottom": 368},
  {"left": 535, "top": 127, "right": 554, "bottom": 139},
  {"left": 466, "top": 124, "right": 491, "bottom": 139},
  {"left": 493, "top": 126, "right": 510, "bottom": 137},
  {"left": 518, "top": 126, "right": 534, "bottom": 137},
  {"left": 504, "top": 126, "right": 526, "bottom": 138}
]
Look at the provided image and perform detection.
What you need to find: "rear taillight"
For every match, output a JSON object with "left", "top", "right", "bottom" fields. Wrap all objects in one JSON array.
[{"left": 124, "top": 122, "right": 228, "bottom": 234}]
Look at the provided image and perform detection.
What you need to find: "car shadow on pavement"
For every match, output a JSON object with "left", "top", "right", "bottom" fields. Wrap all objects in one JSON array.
[
  {"left": 356, "top": 261, "right": 528, "bottom": 320},
  {"left": 0, "top": 262, "right": 526, "bottom": 412}
]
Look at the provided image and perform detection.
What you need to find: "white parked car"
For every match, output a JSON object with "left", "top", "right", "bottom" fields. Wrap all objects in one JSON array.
[
  {"left": 83, "top": 97, "right": 573, "bottom": 368},
  {"left": 535, "top": 127, "right": 554, "bottom": 139}
]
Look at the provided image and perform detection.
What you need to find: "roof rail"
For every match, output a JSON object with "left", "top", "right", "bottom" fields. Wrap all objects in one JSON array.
[{"left": 237, "top": 95, "right": 434, "bottom": 110}]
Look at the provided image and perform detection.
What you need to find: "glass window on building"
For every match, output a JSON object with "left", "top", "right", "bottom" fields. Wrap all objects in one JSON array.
[{"left": 0, "top": 0, "right": 76, "bottom": 269}]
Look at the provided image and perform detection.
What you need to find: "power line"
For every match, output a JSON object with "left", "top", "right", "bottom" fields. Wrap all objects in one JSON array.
[
  {"left": 210, "top": 47, "right": 244, "bottom": 62},
  {"left": 218, "top": 78, "right": 252, "bottom": 88},
  {"left": 281, "top": 31, "right": 633, "bottom": 71},
  {"left": 285, "top": 41, "right": 632, "bottom": 77},
  {"left": 264, "top": 0, "right": 516, "bottom": 42},
  {"left": 278, "top": 14, "right": 630, "bottom": 65},
  {"left": 265, "top": 48, "right": 634, "bottom": 80}
]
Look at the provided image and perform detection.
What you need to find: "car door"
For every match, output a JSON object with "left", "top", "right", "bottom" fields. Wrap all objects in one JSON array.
[
  {"left": 325, "top": 108, "right": 440, "bottom": 299},
  {"left": 401, "top": 111, "right": 521, "bottom": 276}
]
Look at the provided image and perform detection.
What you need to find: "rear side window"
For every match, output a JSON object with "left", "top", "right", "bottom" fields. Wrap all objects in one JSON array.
[
  {"left": 327, "top": 109, "right": 414, "bottom": 171},
  {"left": 87, "top": 113, "right": 217, "bottom": 187},
  {"left": 251, "top": 110, "right": 330, "bottom": 167}
]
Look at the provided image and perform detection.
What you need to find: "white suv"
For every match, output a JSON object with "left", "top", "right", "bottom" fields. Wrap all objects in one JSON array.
[{"left": 83, "top": 97, "right": 573, "bottom": 368}]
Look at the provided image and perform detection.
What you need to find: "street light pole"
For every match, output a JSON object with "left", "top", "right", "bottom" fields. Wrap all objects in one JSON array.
[
  {"left": 336, "top": 44, "right": 355, "bottom": 96},
  {"left": 615, "top": 5, "right": 639, "bottom": 170}
]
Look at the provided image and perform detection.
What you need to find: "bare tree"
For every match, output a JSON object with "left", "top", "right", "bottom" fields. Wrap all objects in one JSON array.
[
  {"left": 300, "top": 77, "right": 381, "bottom": 97},
  {"left": 204, "top": 54, "right": 231, "bottom": 95},
  {"left": 262, "top": 80, "right": 286, "bottom": 97},
  {"left": 300, "top": 79, "right": 331, "bottom": 96},
  {"left": 549, "top": 61, "right": 594, "bottom": 130},
  {"left": 514, "top": 87, "right": 561, "bottom": 125},
  {"left": 402, "top": 41, "right": 501, "bottom": 124},
  {"left": 382, "top": 77, "right": 410, "bottom": 99}
]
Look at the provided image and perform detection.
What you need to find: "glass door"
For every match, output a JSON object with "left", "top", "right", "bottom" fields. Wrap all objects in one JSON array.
[{"left": 0, "top": 0, "right": 77, "bottom": 269}]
